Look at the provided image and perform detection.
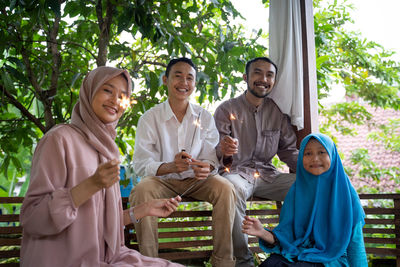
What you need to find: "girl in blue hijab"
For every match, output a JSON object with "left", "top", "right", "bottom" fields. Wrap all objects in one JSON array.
[{"left": 242, "top": 133, "right": 367, "bottom": 266}]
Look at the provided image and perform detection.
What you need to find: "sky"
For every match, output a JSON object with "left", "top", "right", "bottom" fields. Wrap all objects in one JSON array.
[
  {"left": 230, "top": 0, "right": 400, "bottom": 60},
  {"left": 229, "top": 0, "right": 400, "bottom": 102}
]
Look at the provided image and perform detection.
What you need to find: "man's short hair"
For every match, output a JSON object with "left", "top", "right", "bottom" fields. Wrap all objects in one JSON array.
[
  {"left": 245, "top": 57, "right": 278, "bottom": 77},
  {"left": 165, "top": 57, "right": 197, "bottom": 77}
]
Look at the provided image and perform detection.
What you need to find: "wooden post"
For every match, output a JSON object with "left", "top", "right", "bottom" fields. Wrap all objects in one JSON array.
[
  {"left": 296, "top": 0, "right": 319, "bottom": 147},
  {"left": 395, "top": 198, "right": 400, "bottom": 267}
]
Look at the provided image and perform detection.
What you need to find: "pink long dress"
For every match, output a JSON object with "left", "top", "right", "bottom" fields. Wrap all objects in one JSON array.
[
  {"left": 20, "top": 125, "right": 182, "bottom": 267},
  {"left": 20, "top": 66, "right": 183, "bottom": 267}
]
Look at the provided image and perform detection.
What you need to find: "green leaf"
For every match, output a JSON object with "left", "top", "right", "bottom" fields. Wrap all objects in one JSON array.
[
  {"left": 0, "top": 70, "right": 15, "bottom": 94},
  {"left": 46, "top": 0, "right": 61, "bottom": 17}
]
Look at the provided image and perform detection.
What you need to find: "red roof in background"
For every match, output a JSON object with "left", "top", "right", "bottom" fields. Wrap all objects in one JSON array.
[{"left": 327, "top": 103, "right": 400, "bottom": 193}]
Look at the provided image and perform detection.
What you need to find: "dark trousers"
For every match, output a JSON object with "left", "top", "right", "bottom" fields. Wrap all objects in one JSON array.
[{"left": 259, "top": 254, "right": 324, "bottom": 267}]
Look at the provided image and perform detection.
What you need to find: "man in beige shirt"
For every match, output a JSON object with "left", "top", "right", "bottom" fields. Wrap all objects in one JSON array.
[{"left": 214, "top": 57, "right": 299, "bottom": 267}]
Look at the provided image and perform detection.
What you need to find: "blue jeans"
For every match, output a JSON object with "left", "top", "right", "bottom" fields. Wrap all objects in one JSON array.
[{"left": 222, "top": 173, "right": 296, "bottom": 267}]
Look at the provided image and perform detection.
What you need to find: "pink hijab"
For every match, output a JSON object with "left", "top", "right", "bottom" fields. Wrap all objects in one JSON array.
[{"left": 71, "top": 66, "right": 132, "bottom": 258}]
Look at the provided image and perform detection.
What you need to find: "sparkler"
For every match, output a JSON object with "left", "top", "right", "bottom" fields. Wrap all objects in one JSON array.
[
  {"left": 248, "top": 171, "right": 260, "bottom": 216},
  {"left": 180, "top": 111, "right": 203, "bottom": 197},
  {"left": 190, "top": 110, "right": 203, "bottom": 152},
  {"left": 119, "top": 95, "right": 137, "bottom": 109}
]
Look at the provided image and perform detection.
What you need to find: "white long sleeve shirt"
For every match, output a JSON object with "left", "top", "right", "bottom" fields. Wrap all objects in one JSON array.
[{"left": 133, "top": 100, "right": 219, "bottom": 179}]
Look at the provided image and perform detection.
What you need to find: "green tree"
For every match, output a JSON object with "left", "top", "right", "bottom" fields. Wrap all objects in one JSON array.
[
  {"left": 313, "top": 0, "right": 400, "bottom": 188},
  {"left": 0, "top": 0, "right": 266, "bottom": 194},
  {"left": 1, "top": 0, "right": 399, "bottom": 196}
]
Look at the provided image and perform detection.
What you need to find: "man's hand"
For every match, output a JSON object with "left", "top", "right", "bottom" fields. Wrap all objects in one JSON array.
[
  {"left": 173, "top": 151, "right": 192, "bottom": 173},
  {"left": 220, "top": 135, "right": 238, "bottom": 157},
  {"left": 190, "top": 159, "right": 211, "bottom": 180}
]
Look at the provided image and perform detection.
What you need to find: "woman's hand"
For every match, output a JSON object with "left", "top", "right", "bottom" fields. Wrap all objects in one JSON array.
[
  {"left": 146, "top": 196, "right": 182, "bottom": 217},
  {"left": 130, "top": 196, "right": 182, "bottom": 222},
  {"left": 91, "top": 159, "right": 120, "bottom": 190},
  {"left": 71, "top": 159, "right": 120, "bottom": 207}
]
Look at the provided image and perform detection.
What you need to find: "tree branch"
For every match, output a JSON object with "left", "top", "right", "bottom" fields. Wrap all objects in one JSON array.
[
  {"left": 96, "top": 0, "right": 114, "bottom": 66},
  {"left": 1, "top": 85, "right": 46, "bottom": 133}
]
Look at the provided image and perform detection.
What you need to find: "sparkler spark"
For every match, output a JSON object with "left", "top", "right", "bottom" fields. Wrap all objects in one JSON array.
[
  {"left": 192, "top": 118, "right": 202, "bottom": 129},
  {"left": 230, "top": 113, "right": 236, "bottom": 120},
  {"left": 249, "top": 171, "right": 260, "bottom": 216},
  {"left": 225, "top": 167, "right": 230, "bottom": 173},
  {"left": 119, "top": 95, "right": 137, "bottom": 109}
]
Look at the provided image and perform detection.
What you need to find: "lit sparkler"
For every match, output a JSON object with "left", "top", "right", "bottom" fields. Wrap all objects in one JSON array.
[
  {"left": 190, "top": 111, "right": 203, "bottom": 152},
  {"left": 230, "top": 113, "right": 236, "bottom": 120},
  {"left": 224, "top": 167, "right": 230, "bottom": 173},
  {"left": 119, "top": 95, "right": 137, "bottom": 109},
  {"left": 249, "top": 171, "right": 260, "bottom": 216},
  {"left": 180, "top": 111, "right": 203, "bottom": 197}
]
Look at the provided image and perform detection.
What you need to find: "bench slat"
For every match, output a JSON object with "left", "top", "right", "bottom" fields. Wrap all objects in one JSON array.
[
  {"left": 0, "top": 227, "right": 23, "bottom": 235},
  {"left": 0, "top": 238, "right": 21, "bottom": 246},
  {"left": 366, "top": 247, "right": 400, "bottom": 256},
  {"left": 364, "top": 208, "right": 400, "bottom": 215},
  {"left": 159, "top": 230, "right": 213, "bottom": 238},
  {"left": 159, "top": 250, "right": 212, "bottom": 260},
  {"left": 0, "top": 250, "right": 20, "bottom": 258},
  {"left": 364, "top": 237, "right": 400, "bottom": 244},
  {"left": 0, "top": 215, "right": 20, "bottom": 222},
  {"left": 363, "top": 228, "right": 398, "bottom": 234},
  {"left": 364, "top": 218, "right": 398, "bottom": 224},
  {"left": 159, "top": 239, "right": 213, "bottom": 249}
]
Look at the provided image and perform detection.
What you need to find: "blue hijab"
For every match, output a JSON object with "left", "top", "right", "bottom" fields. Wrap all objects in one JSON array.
[{"left": 268, "top": 133, "right": 365, "bottom": 263}]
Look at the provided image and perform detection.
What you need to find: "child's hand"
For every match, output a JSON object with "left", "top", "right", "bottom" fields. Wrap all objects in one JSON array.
[
  {"left": 242, "top": 216, "right": 265, "bottom": 237},
  {"left": 91, "top": 159, "right": 120, "bottom": 189}
]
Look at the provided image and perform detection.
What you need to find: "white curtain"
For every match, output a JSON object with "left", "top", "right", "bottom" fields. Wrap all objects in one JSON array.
[{"left": 269, "top": 0, "right": 304, "bottom": 130}]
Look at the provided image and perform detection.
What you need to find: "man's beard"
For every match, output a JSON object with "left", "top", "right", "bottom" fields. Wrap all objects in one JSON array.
[{"left": 248, "top": 85, "right": 270, "bottom": 98}]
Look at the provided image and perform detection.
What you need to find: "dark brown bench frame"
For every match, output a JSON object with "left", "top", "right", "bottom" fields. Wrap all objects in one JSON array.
[{"left": 1, "top": 194, "right": 399, "bottom": 266}]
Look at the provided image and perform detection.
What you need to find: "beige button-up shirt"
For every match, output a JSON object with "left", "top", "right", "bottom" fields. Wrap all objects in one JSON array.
[{"left": 214, "top": 92, "right": 298, "bottom": 183}]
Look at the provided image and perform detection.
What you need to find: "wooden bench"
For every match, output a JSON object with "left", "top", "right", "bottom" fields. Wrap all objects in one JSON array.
[{"left": 1, "top": 194, "right": 399, "bottom": 266}]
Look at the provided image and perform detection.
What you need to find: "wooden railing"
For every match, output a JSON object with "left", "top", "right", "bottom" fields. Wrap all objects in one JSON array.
[{"left": 1, "top": 194, "right": 399, "bottom": 266}]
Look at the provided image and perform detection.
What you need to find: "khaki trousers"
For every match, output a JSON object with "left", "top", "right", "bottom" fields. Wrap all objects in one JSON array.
[{"left": 129, "top": 175, "right": 236, "bottom": 267}]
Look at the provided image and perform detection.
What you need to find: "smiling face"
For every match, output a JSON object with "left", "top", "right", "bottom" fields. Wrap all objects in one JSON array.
[
  {"left": 91, "top": 74, "right": 129, "bottom": 124},
  {"left": 163, "top": 61, "right": 196, "bottom": 103},
  {"left": 244, "top": 60, "right": 276, "bottom": 98},
  {"left": 303, "top": 138, "right": 331, "bottom": 176}
]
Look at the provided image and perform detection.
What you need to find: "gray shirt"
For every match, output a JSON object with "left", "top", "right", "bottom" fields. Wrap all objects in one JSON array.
[{"left": 214, "top": 92, "right": 298, "bottom": 183}]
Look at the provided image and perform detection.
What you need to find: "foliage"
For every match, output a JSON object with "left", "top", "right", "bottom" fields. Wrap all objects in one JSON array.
[
  {"left": 0, "top": 0, "right": 265, "bottom": 194},
  {"left": 368, "top": 119, "right": 400, "bottom": 152},
  {"left": 314, "top": 0, "right": 400, "bottom": 110},
  {"left": 313, "top": 0, "right": 400, "bottom": 186},
  {"left": 348, "top": 149, "right": 400, "bottom": 183},
  {"left": 1, "top": 0, "right": 399, "bottom": 195}
]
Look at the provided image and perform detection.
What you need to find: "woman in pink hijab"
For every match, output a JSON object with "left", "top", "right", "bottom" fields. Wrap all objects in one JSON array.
[{"left": 20, "top": 66, "right": 182, "bottom": 267}]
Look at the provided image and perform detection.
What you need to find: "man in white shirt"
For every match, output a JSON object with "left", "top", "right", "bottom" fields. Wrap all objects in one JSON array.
[{"left": 129, "top": 58, "right": 236, "bottom": 267}]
